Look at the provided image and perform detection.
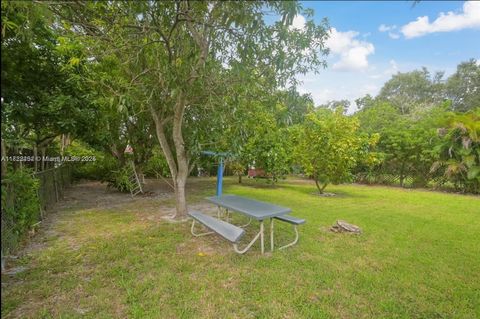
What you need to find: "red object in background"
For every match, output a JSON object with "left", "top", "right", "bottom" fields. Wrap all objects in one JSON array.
[
  {"left": 124, "top": 144, "right": 133, "bottom": 154},
  {"left": 248, "top": 168, "right": 266, "bottom": 178}
]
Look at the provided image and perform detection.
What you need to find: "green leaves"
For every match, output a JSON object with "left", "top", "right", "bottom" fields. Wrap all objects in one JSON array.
[
  {"left": 445, "top": 59, "right": 480, "bottom": 112},
  {"left": 467, "top": 166, "right": 480, "bottom": 180},
  {"left": 377, "top": 68, "right": 445, "bottom": 115},
  {"left": 68, "top": 56, "right": 81, "bottom": 66},
  {"left": 294, "top": 107, "right": 372, "bottom": 192},
  {"left": 435, "top": 111, "right": 480, "bottom": 192},
  {"left": 1, "top": 169, "right": 40, "bottom": 253},
  {"left": 2, "top": 1, "right": 99, "bottom": 151}
]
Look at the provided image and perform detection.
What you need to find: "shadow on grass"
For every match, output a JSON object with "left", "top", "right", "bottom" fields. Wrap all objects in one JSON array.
[
  {"left": 236, "top": 182, "right": 282, "bottom": 190},
  {"left": 278, "top": 182, "right": 368, "bottom": 199}
]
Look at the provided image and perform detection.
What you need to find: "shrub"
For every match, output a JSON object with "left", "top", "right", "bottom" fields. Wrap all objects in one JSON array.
[
  {"left": 143, "top": 149, "right": 171, "bottom": 178},
  {"left": 294, "top": 108, "right": 377, "bottom": 194},
  {"left": 105, "top": 166, "right": 135, "bottom": 193},
  {"left": 432, "top": 110, "right": 480, "bottom": 194},
  {"left": 65, "top": 141, "right": 117, "bottom": 180},
  {"left": 1, "top": 169, "right": 40, "bottom": 254}
]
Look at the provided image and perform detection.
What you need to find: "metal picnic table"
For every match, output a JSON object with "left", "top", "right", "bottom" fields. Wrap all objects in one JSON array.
[{"left": 206, "top": 194, "right": 291, "bottom": 254}]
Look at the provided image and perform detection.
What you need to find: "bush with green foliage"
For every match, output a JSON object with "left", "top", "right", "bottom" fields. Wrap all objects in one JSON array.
[
  {"left": 1, "top": 169, "right": 40, "bottom": 253},
  {"left": 356, "top": 100, "right": 452, "bottom": 188},
  {"left": 143, "top": 148, "right": 171, "bottom": 178},
  {"left": 105, "top": 166, "right": 135, "bottom": 193},
  {"left": 294, "top": 107, "right": 376, "bottom": 194},
  {"left": 432, "top": 110, "right": 480, "bottom": 193},
  {"left": 243, "top": 110, "right": 292, "bottom": 183},
  {"left": 65, "top": 141, "right": 118, "bottom": 181}
]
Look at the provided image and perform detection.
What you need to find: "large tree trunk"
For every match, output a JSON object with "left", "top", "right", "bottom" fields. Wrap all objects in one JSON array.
[
  {"left": 174, "top": 170, "right": 188, "bottom": 218},
  {"left": 171, "top": 96, "right": 189, "bottom": 218},
  {"left": 151, "top": 94, "right": 190, "bottom": 220}
]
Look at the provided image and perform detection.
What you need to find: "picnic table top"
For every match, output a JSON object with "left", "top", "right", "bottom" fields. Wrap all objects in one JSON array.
[{"left": 206, "top": 194, "right": 291, "bottom": 220}]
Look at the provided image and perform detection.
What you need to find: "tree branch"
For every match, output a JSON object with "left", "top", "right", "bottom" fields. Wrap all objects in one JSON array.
[{"left": 150, "top": 107, "right": 178, "bottom": 178}]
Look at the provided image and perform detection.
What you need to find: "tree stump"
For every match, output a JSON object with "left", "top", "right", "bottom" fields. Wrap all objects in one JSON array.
[{"left": 330, "top": 220, "right": 362, "bottom": 234}]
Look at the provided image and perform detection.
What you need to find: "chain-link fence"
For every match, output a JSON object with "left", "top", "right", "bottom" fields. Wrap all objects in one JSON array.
[
  {"left": 35, "top": 165, "right": 72, "bottom": 214},
  {"left": 1, "top": 164, "right": 72, "bottom": 267},
  {"left": 1, "top": 180, "right": 17, "bottom": 267}
]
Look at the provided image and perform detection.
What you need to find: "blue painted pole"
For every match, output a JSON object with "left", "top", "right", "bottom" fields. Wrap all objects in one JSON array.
[{"left": 216, "top": 157, "right": 224, "bottom": 196}]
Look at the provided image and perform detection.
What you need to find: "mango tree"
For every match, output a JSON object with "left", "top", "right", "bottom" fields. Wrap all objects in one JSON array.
[{"left": 51, "top": 1, "right": 330, "bottom": 218}]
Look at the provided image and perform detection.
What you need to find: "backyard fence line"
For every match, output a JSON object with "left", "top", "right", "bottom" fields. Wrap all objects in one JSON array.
[
  {"left": 1, "top": 164, "right": 72, "bottom": 263},
  {"left": 34, "top": 164, "right": 72, "bottom": 214}
]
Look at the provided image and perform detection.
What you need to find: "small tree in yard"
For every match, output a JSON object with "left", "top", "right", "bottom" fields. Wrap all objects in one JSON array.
[{"left": 294, "top": 108, "right": 371, "bottom": 194}]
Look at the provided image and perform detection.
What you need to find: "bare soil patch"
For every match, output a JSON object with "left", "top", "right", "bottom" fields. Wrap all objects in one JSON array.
[{"left": 8, "top": 178, "right": 219, "bottom": 262}]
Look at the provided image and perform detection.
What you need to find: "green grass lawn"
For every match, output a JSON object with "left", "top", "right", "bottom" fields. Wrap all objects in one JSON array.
[{"left": 2, "top": 178, "right": 479, "bottom": 318}]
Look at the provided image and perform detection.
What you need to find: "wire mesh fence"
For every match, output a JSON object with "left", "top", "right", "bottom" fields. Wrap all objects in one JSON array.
[
  {"left": 1, "top": 164, "right": 72, "bottom": 264},
  {"left": 35, "top": 165, "right": 72, "bottom": 214}
]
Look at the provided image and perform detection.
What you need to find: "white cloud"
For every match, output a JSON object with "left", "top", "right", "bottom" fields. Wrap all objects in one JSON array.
[
  {"left": 312, "top": 88, "right": 335, "bottom": 103},
  {"left": 385, "top": 59, "right": 399, "bottom": 75},
  {"left": 388, "top": 32, "right": 400, "bottom": 39},
  {"left": 290, "top": 15, "right": 306, "bottom": 31},
  {"left": 369, "top": 74, "right": 383, "bottom": 80},
  {"left": 379, "top": 24, "right": 397, "bottom": 32},
  {"left": 326, "top": 28, "right": 375, "bottom": 71},
  {"left": 401, "top": 1, "right": 480, "bottom": 39},
  {"left": 368, "top": 60, "right": 398, "bottom": 80},
  {"left": 378, "top": 24, "right": 400, "bottom": 39},
  {"left": 333, "top": 46, "right": 374, "bottom": 71}
]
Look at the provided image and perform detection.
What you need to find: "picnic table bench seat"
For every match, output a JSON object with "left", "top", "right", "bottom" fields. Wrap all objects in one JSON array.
[
  {"left": 188, "top": 211, "right": 245, "bottom": 243},
  {"left": 272, "top": 214, "right": 306, "bottom": 250},
  {"left": 274, "top": 215, "right": 305, "bottom": 225}
]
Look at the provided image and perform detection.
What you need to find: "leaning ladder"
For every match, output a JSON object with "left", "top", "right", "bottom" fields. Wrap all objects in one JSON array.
[{"left": 129, "top": 161, "right": 143, "bottom": 197}]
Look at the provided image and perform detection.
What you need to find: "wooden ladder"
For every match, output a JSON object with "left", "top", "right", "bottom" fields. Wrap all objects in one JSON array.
[{"left": 129, "top": 161, "right": 143, "bottom": 197}]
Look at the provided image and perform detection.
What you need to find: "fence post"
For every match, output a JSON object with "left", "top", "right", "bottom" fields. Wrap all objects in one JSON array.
[{"left": 53, "top": 168, "right": 59, "bottom": 202}]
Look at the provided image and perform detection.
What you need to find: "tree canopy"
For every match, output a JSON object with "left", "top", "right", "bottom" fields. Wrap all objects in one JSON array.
[{"left": 44, "top": 1, "right": 330, "bottom": 217}]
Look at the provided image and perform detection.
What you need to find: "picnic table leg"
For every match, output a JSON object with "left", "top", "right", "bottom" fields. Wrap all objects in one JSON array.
[
  {"left": 260, "top": 221, "right": 264, "bottom": 254},
  {"left": 190, "top": 220, "right": 214, "bottom": 237},
  {"left": 270, "top": 218, "right": 274, "bottom": 252},
  {"left": 240, "top": 217, "right": 252, "bottom": 228},
  {"left": 278, "top": 225, "right": 300, "bottom": 250},
  {"left": 233, "top": 226, "right": 263, "bottom": 254}
]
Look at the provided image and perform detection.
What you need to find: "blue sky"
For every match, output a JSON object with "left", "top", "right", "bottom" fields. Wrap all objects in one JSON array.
[{"left": 294, "top": 1, "right": 480, "bottom": 112}]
